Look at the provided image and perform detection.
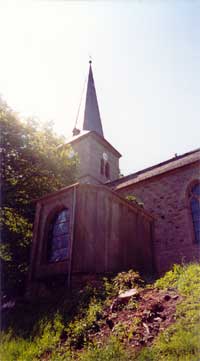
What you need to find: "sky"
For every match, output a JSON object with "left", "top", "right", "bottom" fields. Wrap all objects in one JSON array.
[{"left": 0, "top": 1, "right": 199, "bottom": 176}]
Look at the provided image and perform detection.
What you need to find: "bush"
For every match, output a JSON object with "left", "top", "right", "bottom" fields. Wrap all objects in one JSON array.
[
  {"left": 112, "top": 270, "right": 144, "bottom": 294},
  {"left": 155, "top": 264, "right": 183, "bottom": 290},
  {"left": 67, "top": 298, "right": 103, "bottom": 349}
]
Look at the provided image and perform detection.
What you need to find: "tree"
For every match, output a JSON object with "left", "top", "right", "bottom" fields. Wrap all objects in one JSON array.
[{"left": 0, "top": 100, "right": 78, "bottom": 297}]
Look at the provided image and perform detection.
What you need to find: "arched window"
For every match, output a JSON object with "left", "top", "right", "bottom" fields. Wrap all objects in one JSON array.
[
  {"left": 47, "top": 208, "right": 70, "bottom": 262},
  {"left": 105, "top": 162, "right": 110, "bottom": 179},
  {"left": 100, "top": 158, "right": 104, "bottom": 175},
  {"left": 189, "top": 183, "right": 200, "bottom": 243}
]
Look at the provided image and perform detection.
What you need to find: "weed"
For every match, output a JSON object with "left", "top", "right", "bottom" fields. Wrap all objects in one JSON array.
[
  {"left": 127, "top": 317, "right": 141, "bottom": 342},
  {"left": 125, "top": 299, "right": 138, "bottom": 311},
  {"left": 112, "top": 322, "right": 128, "bottom": 341},
  {"left": 78, "top": 336, "right": 131, "bottom": 361}
]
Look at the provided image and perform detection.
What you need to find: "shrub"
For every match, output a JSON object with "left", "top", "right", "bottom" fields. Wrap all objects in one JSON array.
[
  {"left": 66, "top": 298, "right": 103, "bottom": 349},
  {"left": 155, "top": 263, "right": 183, "bottom": 290},
  {"left": 112, "top": 270, "right": 144, "bottom": 294}
]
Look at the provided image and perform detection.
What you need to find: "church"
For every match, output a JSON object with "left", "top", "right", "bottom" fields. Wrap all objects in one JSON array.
[{"left": 28, "top": 62, "right": 200, "bottom": 294}]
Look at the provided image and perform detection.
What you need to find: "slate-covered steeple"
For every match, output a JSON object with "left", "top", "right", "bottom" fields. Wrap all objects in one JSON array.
[{"left": 83, "top": 61, "right": 104, "bottom": 137}]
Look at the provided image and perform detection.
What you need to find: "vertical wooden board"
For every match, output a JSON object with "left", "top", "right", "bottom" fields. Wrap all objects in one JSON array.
[
  {"left": 72, "top": 188, "right": 84, "bottom": 272},
  {"left": 135, "top": 216, "right": 153, "bottom": 273},
  {"left": 125, "top": 210, "right": 137, "bottom": 269},
  {"left": 82, "top": 189, "right": 98, "bottom": 272},
  {"left": 145, "top": 222, "right": 154, "bottom": 273},
  {"left": 73, "top": 188, "right": 92, "bottom": 272},
  {"left": 95, "top": 189, "right": 106, "bottom": 272},
  {"left": 72, "top": 189, "right": 87, "bottom": 272},
  {"left": 107, "top": 201, "right": 120, "bottom": 272},
  {"left": 127, "top": 211, "right": 140, "bottom": 270},
  {"left": 131, "top": 212, "right": 142, "bottom": 269},
  {"left": 134, "top": 215, "right": 144, "bottom": 268},
  {"left": 118, "top": 203, "right": 128, "bottom": 269},
  {"left": 36, "top": 207, "right": 46, "bottom": 267},
  {"left": 104, "top": 194, "right": 112, "bottom": 273}
]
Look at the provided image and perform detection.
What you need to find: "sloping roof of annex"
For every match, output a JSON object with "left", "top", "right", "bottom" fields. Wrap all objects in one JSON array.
[{"left": 108, "top": 148, "right": 200, "bottom": 191}]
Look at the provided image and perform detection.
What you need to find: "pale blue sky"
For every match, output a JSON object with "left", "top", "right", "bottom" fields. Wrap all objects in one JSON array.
[{"left": 0, "top": 1, "right": 199, "bottom": 175}]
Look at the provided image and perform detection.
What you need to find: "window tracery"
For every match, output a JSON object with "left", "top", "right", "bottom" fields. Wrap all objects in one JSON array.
[
  {"left": 189, "top": 182, "right": 200, "bottom": 243},
  {"left": 47, "top": 208, "right": 70, "bottom": 262}
]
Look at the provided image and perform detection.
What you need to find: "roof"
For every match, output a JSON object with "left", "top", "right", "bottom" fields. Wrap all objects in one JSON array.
[
  {"left": 109, "top": 148, "right": 200, "bottom": 190},
  {"left": 35, "top": 183, "right": 79, "bottom": 202},
  {"left": 65, "top": 130, "right": 90, "bottom": 144},
  {"left": 34, "top": 182, "right": 153, "bottom": 220},
  {"left": 83, "top": 62, "right": 104, "bottom": 137},
  {"left": 64, "top": 130, "right": 121, "bottom": 158}
]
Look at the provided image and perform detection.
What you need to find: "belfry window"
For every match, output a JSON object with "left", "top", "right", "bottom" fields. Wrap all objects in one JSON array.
[
  {"left": 189, "top": 183, "right": 200, "bottom": 243},
  {"left": 100, "top": 159, "right": 104, "bottom": 175},
  {"left": 47, "top": 209, "right": 70, "bottom": 262},
  {"left": 100, "top": 158, "right": 110, "bottom": 179},
  {"left": 105, "top": 162, "right": 110, "bottom": 179}
]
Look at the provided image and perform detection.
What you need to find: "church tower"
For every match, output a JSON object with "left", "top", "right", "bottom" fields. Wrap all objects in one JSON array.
[{"left": 68, "top": 61, "right": 121, "bottom": 184}]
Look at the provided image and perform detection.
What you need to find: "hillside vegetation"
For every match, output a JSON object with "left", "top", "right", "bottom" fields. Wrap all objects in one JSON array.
[
  {"left": 1, "top": 263, "right": 200, "bottom": 361},
  {"left": 0, "top": 99, "right": 78, "bottom": 298}
]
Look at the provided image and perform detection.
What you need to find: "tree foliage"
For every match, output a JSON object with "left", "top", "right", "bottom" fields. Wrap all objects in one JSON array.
[{"left": 0, "top": 99, "right": 78, "bottom": 297}]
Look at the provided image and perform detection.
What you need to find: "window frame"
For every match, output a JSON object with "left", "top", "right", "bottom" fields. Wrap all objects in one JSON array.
[
  {"left": 100, "top": 158, "right": 104, "bottom": 175},
  {"left": 187, "top": 180, "right": 200, "bottom": 244},
  {"left": 44, "top": 207, "right": 71, "bottom": 264},
  {"left": 105, "top": 162, "right": 110, "bottom": 179}
]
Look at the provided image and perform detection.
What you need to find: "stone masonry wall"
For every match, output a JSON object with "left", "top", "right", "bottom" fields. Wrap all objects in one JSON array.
[
  {"left": 71, "top": 134, "right": 120, "bottom": 184},
  {"left": 117, "top": 162, "right": 200, "bottom": 275},
  {"left": 89, "top": 136, "right": 120, "bottom": 182}
]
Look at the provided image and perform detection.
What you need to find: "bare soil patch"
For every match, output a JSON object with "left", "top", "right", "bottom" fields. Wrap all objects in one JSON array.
[{"left": 88, "top": 287, "right": 182, "bottom": 349}]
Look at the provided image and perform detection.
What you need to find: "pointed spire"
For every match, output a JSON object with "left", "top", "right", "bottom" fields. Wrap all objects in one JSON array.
[{"left": 83, "top": 61, "right": 104, "bottom": 137}]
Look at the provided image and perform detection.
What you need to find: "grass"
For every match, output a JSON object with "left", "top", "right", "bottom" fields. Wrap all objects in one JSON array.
[
  {"left": 137, "top": 263, "right": 200, "bottom": 361},
  {"left": 78, "top": 337, "right": 131, "bottom": 361},
  {"left": 1, "top": 263, "right": 200, "bottom": 361}
]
